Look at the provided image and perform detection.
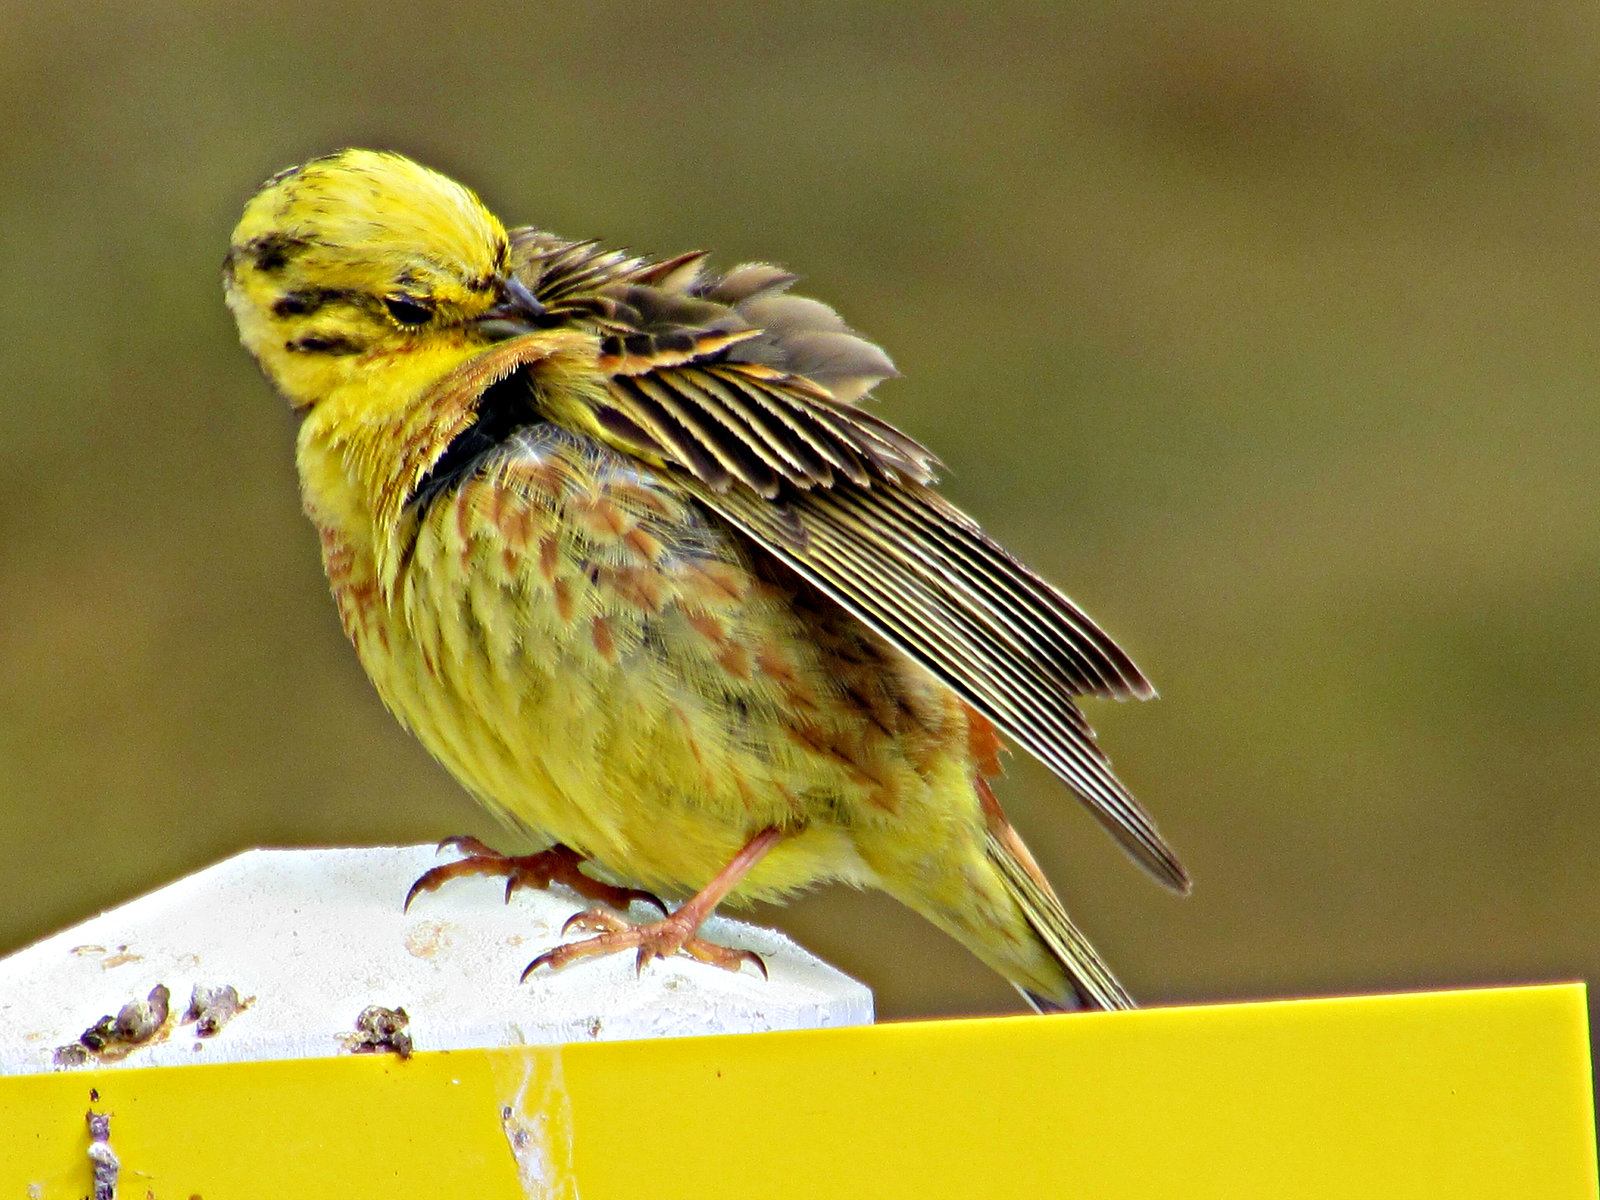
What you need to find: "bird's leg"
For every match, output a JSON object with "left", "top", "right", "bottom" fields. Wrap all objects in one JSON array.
[
  {"left": 405, "top": 835, "right": 666, "bottom": 915},
  {"left": 522, "top": 826, "right": 786, "bottom": 980}
]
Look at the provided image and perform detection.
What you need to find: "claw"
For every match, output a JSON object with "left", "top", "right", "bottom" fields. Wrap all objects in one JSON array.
[
  {"left": 679, "top": 937, "right": 767, "bottom": 978},
  {"left": 419, "top": 828, "right": 784, "bottom": 989},
  {"left": 402, "top": 838, "right": 667, "bottom": 916},
  {"left": 561, "top": 908, "right": 625, "bottom": 938},
  {"left": 519, "top": 827, "right": 786, "bottom": 985},
  {"left": 521, "top": 949, "right": 559, "bottom": 982},
  {"left": 523, "top": 909, "right": 767, "bottom": 982},
  {"left": 403, "top": 864, "right": 453, "bottom": 913}
]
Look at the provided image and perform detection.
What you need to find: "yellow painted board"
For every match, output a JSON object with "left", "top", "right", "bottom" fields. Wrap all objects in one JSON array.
[{"left": 1, "top": 984, "right": 1592, "bottom": 1199}]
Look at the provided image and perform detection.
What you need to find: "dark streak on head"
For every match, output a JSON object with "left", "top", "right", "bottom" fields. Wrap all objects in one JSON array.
[
  {"left": 286, "top": 334, "right": 364, "bottom": 355},
  {"left": 261, "top": 162, "right": 308, "bottom": 190},
  {"left": 248, "top": 233, "right": 312, "bottom": 274},
  {"left": 272, "top": 288, "right": 362, "bottom": 318}
]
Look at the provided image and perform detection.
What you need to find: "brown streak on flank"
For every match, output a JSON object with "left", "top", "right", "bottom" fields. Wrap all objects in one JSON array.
[
  {"left": 501, "top": 546, "right": 519, "bottom": 575},
  {"left": 755, "top": 642, "right": 818, "bottom": 713},
  {"left": 770, "top": 780, "right": 807, "bottom": 821},
  {"left": 696, "top": 561, "right": 746, "bottom": 599},
  {"left": 538, "top": 535, "right": 560, "bottom": 583},
  {"left": 607, "top": 481, "right": 678, "bottom": 521},
  {"left": 752, "top": 642, "right": 795, "bottom": 683},
  {"left": 784, "top": 723, "right": 826, "bottom": 759},
  {"left": 572, "top": 494, "right": 631, "bottom": 542},
  {"left": 715, "top": 641, "right": 752, "bottom": 681},
  {"left": 321, "top": 526, "right": 384, "bottom": 639},
  {"left": 319, "top": 526, "right": 355, "bottom": 581},
  {"left": 680, "top": 561, "right": 747, "bottom": 611},
  {"left": 865, "top": 786, "right": 898, "bottom": 814},
  {"left": 903, "top": 717, "right": 946, "bottom": 779},
  {"left": 672, "top": 705, "right": 707, "bottom": 773},
  {"left": 497, "top": 502, "right": 534, "bottom": 553},
  {"left": 486, "top": 483, "right": 508, "bottom": 534},
  {"left": 518, "top": 461, "right": 564, "bottom": 500},
  {"left": 420, "top": 645, "right": 439, "bottom": 679},
  {"left": 622, "top": 526, "right": 663, "bottom": 563},
  {"left": 683, "top": 608, "right": 727, "bottom": 647},
  {"left": 785, "top": 724, "right": 884, "bottom": 793},
  {"left": 341, "top": 577, "right": 380, "bottom": 618},
  {"left": 891, "top": 689, "right": 925, "bottom": 739},
  {"left": 590, "top": 615, "right": 616, "bottom": 661},
  {"left": 454, "top": 486, "right": 477, "bottom": 544},
  {"left": 862, "top": 779, "right": 898, "bottom": 812},
  {"left": 603, "top": 565, "right": 667, "bottom": 614},
  {"left": 552, "top": 577, "right": 574, "bottom": 624},
  {"left": 842, "top": 682, "right": 896, "bottom": 738}
]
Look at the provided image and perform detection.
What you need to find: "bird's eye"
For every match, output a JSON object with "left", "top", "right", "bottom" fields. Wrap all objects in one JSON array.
[{"left": 384, "top": 295, "right": 434, "bottom": 327}]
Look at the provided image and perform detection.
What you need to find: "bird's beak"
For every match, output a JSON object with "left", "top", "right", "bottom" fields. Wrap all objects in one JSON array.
[{"left": 474, "top": 274, "right": 546, "bottom": 341}]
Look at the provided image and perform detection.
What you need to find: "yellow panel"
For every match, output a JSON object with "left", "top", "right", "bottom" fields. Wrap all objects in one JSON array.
[
  {"left": 0, "top": 1051, "right": 523, "bottom": 1200},
  {"left": 0, "top": 985, "right": 1592, "bottom": 1200},
  {"left": 560, "top": 985, "right": 1597, "bottom": 1199}
]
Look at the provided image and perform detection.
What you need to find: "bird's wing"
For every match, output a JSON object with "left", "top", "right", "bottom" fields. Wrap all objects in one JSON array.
[
  {"left": 500, "top": 239, "right": 1188, "bottom": 889},
  {"left": 668, "top": 430, "right": 1188, "bottom": 892}
]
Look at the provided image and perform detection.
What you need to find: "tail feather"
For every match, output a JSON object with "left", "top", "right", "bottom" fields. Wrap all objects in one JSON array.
[{"left": 985, "top": 829, "right": 1134, "bottom": 1012}]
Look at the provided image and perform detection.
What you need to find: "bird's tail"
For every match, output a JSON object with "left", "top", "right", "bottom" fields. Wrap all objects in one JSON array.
[
  {"left": 967, "top": 767, "right": 1132, "bottom": 1012},
  {"left": 984, "top": 824, "right": 1133, "bottom": 1012}
]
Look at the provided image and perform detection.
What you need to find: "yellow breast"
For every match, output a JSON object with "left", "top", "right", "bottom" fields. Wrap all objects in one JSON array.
[{"left": 302, "top": 417, "right": 977, "bottom": 903}]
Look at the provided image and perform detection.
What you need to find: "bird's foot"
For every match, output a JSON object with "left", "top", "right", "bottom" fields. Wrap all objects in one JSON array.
[
  {"left": 521, "top": 907, "right": 767, "bottom": 980},
  {"left": 404, "top": 836, "right": 666, "bottom": 915}
]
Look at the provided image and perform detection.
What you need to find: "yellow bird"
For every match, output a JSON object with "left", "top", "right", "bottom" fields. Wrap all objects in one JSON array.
[{"left": 224, "top": 149, "right": 1187, "bottom": 1011}]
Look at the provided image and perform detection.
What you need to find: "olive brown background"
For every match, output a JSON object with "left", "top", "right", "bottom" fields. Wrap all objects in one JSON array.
[{"left": 3, "top": 3, "right": 1595, "bottom": 1025}]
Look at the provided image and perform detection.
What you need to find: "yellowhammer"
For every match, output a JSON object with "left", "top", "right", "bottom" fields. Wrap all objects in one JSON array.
[{"left": 223, "top": 149, "right": 1187, "bottom": 1011}]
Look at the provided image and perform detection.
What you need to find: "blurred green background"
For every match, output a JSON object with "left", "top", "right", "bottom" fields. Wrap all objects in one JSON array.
[{"left": 2, "top": 2, "right": 1596, "bottom": 1025}]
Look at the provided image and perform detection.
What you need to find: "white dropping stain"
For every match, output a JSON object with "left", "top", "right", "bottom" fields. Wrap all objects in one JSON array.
[{"left": 493, "top": 1046, "right": 579, "bottom": 1199}]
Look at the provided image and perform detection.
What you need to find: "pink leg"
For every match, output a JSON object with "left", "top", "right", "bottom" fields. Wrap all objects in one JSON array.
[{"left": 522, "top": 827, "right": 787, "bottom": 980}]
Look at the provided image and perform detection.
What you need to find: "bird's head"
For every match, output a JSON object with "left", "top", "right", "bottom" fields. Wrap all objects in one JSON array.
[{"left": 224, "top": 149, "right": 545, "bottom": 411}]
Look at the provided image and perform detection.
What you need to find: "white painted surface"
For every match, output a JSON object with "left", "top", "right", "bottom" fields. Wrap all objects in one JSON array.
[{"left": 0, "top": 844, "right": 873, "bottom": 1076}]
